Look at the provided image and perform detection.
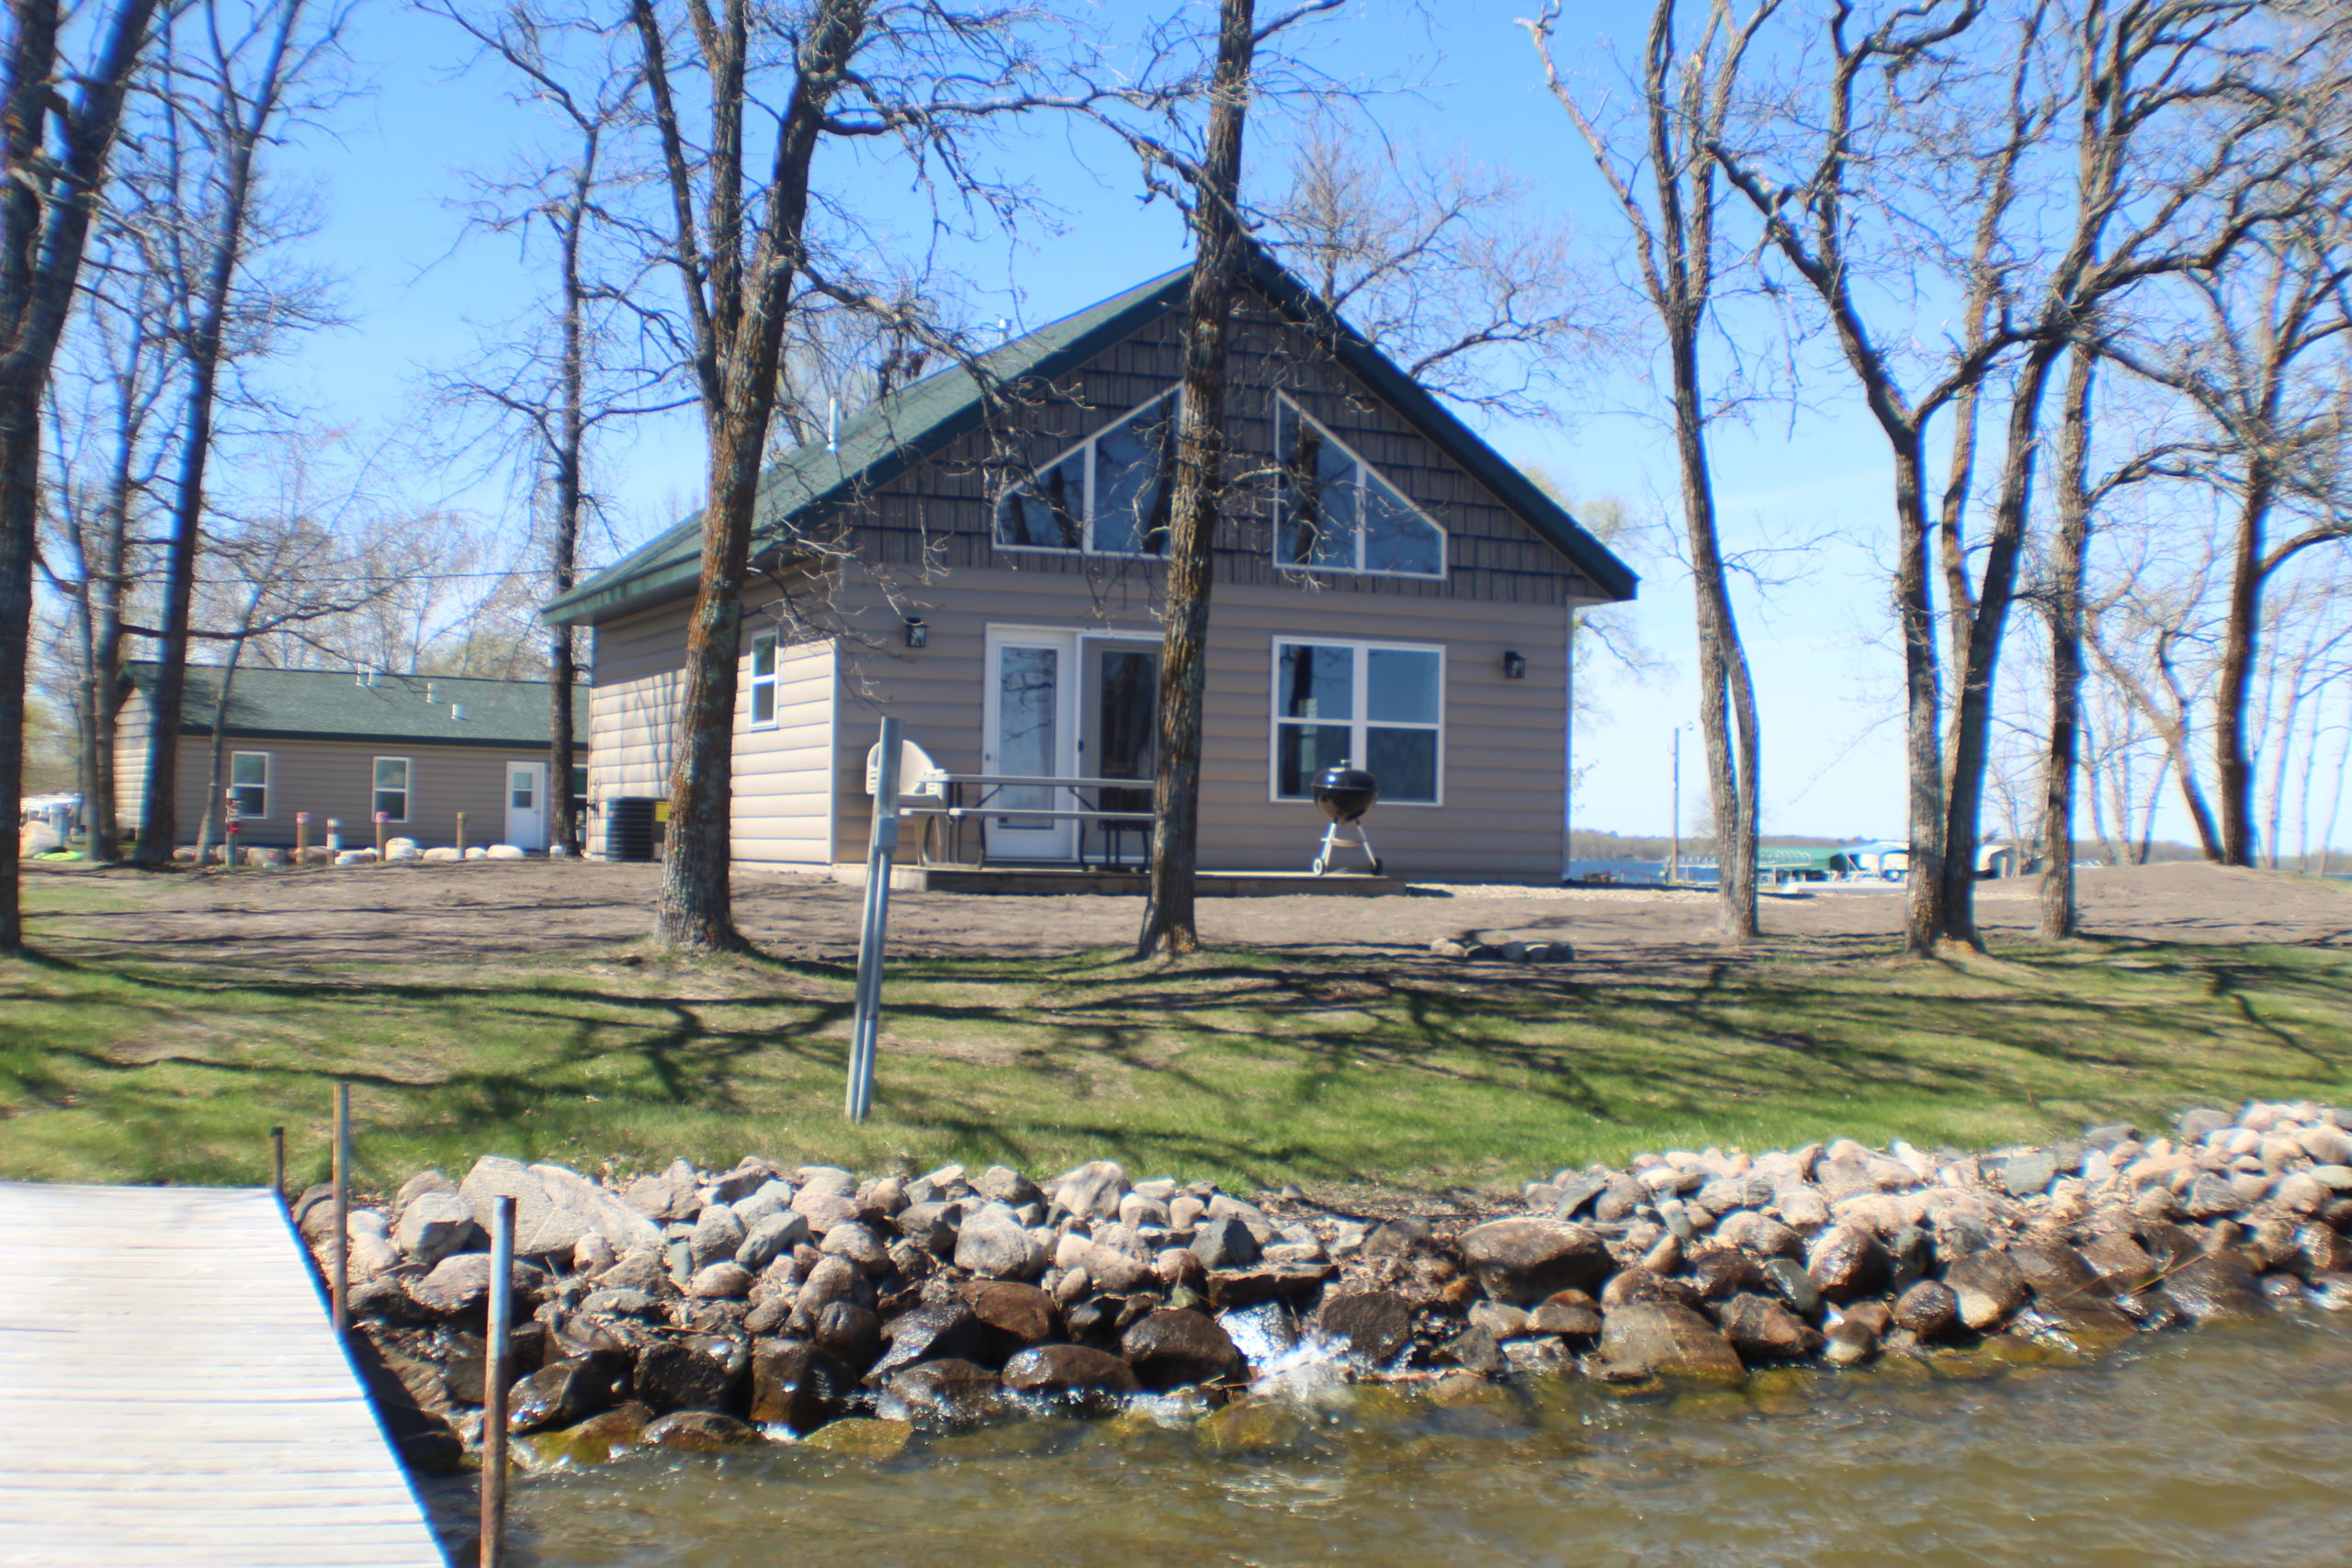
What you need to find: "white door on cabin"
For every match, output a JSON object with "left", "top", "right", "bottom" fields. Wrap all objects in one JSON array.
[
  {"left": 504, "top": 761, "right": 548, "bottom": 851},
  {"left": 981, "top": 630, "right": 1078, "bottom": 862}
]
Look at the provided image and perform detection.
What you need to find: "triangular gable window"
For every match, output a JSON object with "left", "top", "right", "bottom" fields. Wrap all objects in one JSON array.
[
  {"left": 994, "top": 388, "right": 1181, "bottom": 557},
  {"left": 1273, "top": 395, "right": 1446, "bottom": 579}
]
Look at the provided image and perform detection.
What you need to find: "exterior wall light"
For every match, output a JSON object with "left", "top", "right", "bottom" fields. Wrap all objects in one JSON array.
[
  {"left": 1502, "top": 650, "right": 1528, "bottom": 680},
  {"left": 903, "top": 616, "right": 928, "bottom": 649}
]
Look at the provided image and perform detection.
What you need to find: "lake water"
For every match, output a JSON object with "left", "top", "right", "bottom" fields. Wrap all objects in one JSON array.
[{"left": 466, "top": 1309, "right": 2352, "bottom": 1568}]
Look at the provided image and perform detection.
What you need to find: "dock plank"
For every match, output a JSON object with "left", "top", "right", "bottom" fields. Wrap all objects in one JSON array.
[{"left": 0, "top": 1181, "right": 448, "bottom": 1567}]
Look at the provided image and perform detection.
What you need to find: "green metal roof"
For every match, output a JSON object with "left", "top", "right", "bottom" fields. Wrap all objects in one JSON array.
[
  {"left": 126, "top": 662, "right": 586, "bottom": 750},
  {"left": 546, "top": 247, "right": 1637, "bottom": 627}
]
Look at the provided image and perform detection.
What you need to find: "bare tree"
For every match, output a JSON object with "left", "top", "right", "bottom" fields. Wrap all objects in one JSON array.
[
  {"left": 1532, "top": 0, "right": 1772, "bottom": 943},
  {"left": 625, "top": 0, "right": 1059, "bottom": 952},
  {"left": 435, "top": 0, "right": 662, "bottom": 858},
  {"left": 131, "top": 0, "right": 350, "bottom": 866},
  {"left": 0, "top": 0, "right": 162, "bottom": 948},
  {"left": 1257, "top": 116, "right": 1596, "bottom": 418},
  {"left": 39, "top": 232, "right": 177, "bottom": 863}
]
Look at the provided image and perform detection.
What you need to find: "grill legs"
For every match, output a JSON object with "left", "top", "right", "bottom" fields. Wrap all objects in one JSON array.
[{"left": 1311, "top": 819, "right": 1382, "bottom": 877}]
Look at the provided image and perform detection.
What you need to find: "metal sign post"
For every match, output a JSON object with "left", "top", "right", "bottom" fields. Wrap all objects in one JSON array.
[
  {"left": 480, "top": 1195, "right": 515, "bottom": 1568},
  {"left": 846, "top": 717, "right": 901, "bottom": 1122},
  {"left": 330, "top": 1083, "right": 351, "bottom": 1335}
]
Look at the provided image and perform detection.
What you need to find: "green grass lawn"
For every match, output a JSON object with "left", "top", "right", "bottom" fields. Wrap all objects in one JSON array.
[{"left": 5, "top": 877, "right": 2350, "bottom": 1197}]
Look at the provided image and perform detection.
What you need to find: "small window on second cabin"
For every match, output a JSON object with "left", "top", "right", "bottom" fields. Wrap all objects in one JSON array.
[
  {"left": 994, "top": 389, "right": 1181, "bottom": 557},
  {"left": 749, "top": 633, "right": 778, "bottom": 728},
  {"left": 373, "top": 757, "right": 412, "bottom": 823},
  {"left": 229, "top": 751, "right": 269, "bottom": 819}
]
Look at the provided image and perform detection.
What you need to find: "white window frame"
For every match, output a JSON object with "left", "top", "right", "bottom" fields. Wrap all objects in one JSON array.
[
  {"left": 1272, "top": 393, "right": 1448, "bottom": 581},
  {"left": 372, "top": 756, "right": 412, "bottom": 824},
  {"left": 1267, "top": 637, "right": 1445, "bottom": 807},
  {"left": 228, "top": 750, "right": 271, "bottom": 820},
  {"left": 748, "top": 631, "right": 779, "bottom": 729},
  {"left": 993, "top": 387, "right": 1181, "bottom": 558}
]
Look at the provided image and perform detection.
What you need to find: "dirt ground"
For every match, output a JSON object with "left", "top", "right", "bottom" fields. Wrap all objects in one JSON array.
[{"left": 26, "top": 857, "right": 2352, "bottom": 968}]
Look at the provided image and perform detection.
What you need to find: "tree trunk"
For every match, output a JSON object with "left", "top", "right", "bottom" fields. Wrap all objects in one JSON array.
[
  {"left": 193, "top": 654, "right": 242, "bottom": 868},
  {"left": 1940, "top": 339, "right": 2064, "bottom": 947},
  {"left": 1890, "top": 438, "right": 1947, "bottom": 956},
  {"left": 1136, "top": 0, "right": 1256, "bottom": 960},
  {"left": 549, "top": 160, "right": 587, "bottom": 859},
  {"left": 1666, "top": 325, "right": 1758, "bottom": 941},
  {"left": 646, "top": 0, "right": 866, "bottom": 952},
  {"left": 0, "top": 0, "right": 161, "bottom": 949},
  {"left": 2211, "top": 465, "right": 2270, "bottom": 866},
  {"left": 2037, "top": 346, "right": 2095, "bottom": 941}
]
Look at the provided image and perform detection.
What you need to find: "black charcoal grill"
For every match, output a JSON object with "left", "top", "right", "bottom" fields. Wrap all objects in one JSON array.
[{"left": 1309, "top": 764, "right": 1383, "bottom": 875}]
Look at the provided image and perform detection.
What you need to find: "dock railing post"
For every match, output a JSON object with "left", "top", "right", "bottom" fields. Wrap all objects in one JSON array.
[
  {"left": 270, "top": 1126, "right": 286, "bottom": 1209},
  {"left": 331, "top": 1083, "right": 351, "bottom": 1335},
  {"left": 480, "top": 1194, "right": 515, "bottom": 1568},
  {"left": 846, "top": 716, "right": 901, "bottom": 1122}
]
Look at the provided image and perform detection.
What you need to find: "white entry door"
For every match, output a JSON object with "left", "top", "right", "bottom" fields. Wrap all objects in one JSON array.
[
  {"left": 504, "top": 761, "right": 548, "bottom": 851},
  {"left": 982, "top": 629, "right": 1078, "bottom": 861}
]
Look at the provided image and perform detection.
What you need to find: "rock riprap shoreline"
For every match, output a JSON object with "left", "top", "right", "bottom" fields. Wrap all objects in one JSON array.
[{"left": 314, "top": 1101, "right": 2352, "bottom": 1470}]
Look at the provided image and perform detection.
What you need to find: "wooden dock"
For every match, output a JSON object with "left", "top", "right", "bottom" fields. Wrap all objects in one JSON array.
[{"left": 0, "top": 1181, "right": 447, "bottom": 1567}]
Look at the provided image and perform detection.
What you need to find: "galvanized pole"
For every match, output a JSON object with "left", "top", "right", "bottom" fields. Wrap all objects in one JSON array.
[
  {"left": 269, "top": 1126, "right": 286, "bottom": 1208},
  {"left": 331, "top": 1083, "right": 351, "bottom": 1335},
  {"left": 457, "top": 811, "right": 468, "bottom": 859},
  {"left": 1668, "top": 728, "right": 1681, "bottom": 885},
  {"left": 846, "top": 717, "right": 902, "bottom": 1122},
  {"left": 480, "top": 1194, "right": 515, "bottom": 1568}
]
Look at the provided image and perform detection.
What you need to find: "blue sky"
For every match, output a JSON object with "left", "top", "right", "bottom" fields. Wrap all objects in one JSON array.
[{"left": 258, "top": 0, "right": 2310, "bottom": 847}]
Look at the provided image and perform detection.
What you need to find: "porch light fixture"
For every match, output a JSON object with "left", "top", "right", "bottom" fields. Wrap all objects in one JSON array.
[
  {"left": 1501, "top": 650, "right": 1528, "bottom": 680},
  {"left": 903, "top": 616, "right": 928, "bottom": 649}
]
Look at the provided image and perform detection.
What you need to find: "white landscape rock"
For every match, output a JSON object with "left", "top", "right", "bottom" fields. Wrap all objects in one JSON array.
[
  {"left": 486, "top": 844, "right": 526, "bottom": 861},
  {"left": 464, "top": 846, "right": 490, "bottom": 860},
  {"left": 334, "top": 849, "right": 377, "bottom": 867},
  {"left": 422, "top": 846, "right": 463, "bottom": 863},
  {"left": 458, "top": 1156, "right": 663, "bottom": 1259}
]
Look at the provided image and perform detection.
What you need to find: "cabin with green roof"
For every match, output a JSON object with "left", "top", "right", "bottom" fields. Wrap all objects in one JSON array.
[
  {"left": 117, "top": 662, "right": 589, "bottom": 853},
  {"left": 546, "top": 249, "right": 1636, "bottom": 880}
]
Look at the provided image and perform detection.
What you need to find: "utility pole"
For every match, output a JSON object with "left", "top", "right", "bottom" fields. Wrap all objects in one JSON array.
[{"left": 1668, "top": 726, "right": 1681, "bottom": 884}]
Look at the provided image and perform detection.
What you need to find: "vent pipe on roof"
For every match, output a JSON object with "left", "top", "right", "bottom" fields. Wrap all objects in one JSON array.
[
  {"left": 425, "top": 681, "right": 437, "bottom": 703},
  {"left": 452, "top": 703, "right": 466, "bottom": 721},
  {"left": 826, "top": 397, "right": 838, "bottom": 454}
]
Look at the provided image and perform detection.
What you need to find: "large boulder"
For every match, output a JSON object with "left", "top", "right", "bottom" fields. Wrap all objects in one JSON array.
[
  {"left": 1600, "top": 1302, "right": 1745, "bottom": 1382},
  {"left": 1053, "top": 1161, "right": 1129, "bottom": 1220},
  {"left": 640, "top": 1409, "right": 757, "bottom": 1450},
  {"left": 507, "top": 1357, "right": 627, "bottom": 1434},
  {"left": 1187, "top": 1216, "right": 1261, "bottom": 1272},
  {"left": 960, "top": 1280, "right": 1058, "bottom": 1360},
  {"left": 1805, "top": 1224, "right": 1892, "bottom": 1303},
  {"left": 953, "top": 1205, "right": 1044, "bottom": 1280},
  {"left": 2165, "top": 1252, "right": 2267, "bottom": 1322},
  {"left": 688, "top": 1206, "right": 747, "bottom": 1271},
  {"left": 866, "top": 1303, "right": 983, "bottom": 1382},
  {"left": 1715, "top": 1293, "right": 1820, "bottom": 1361},
  {"left": 748, "top": 1339, "right": 853, "bottom": 1433},
  {"left": 633, "top": 1338, "right": 741, "bottom": 1414},
  {"left": 736, "top": 1212, "right": 809, "bottom": 1271},
  {"left": 1943, "top": 1250, "right": 2030, "bottom": 1331},
  {"left": 1001, "top": 1344, "right": 1141, "bottom": 1414},
  {"left": 878, "top": 1359, "right": 1009, "bottom": 1428},
  {"left": 1315, "top": 1291, "right": 1415, "bottom": 1364},
  {"left": 1458, "top": 1219, "right": 1611, "bottom": 1306},
  {"left": 459, "top": 1156, "right": 662, "bottom": 1259},
  {"left": 407, "top": 1254, "right": 541, "bottom": 1318},
  {"left": 1119, "top": 1309, "right": 1245, "bottom": 1391}
]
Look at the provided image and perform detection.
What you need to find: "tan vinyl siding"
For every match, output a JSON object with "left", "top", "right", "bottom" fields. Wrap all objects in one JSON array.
[
  {"left": 732, "top": 633, "right": 836, "bottom": 869},
  {"left": 583, "top": 600, "right": 688, "bottom": 858},
  {"left": 114, "top": 692, "right": 154, "bottom": 830},
  {"left": 820, "top": 567, "right": 1569, "bottom": 880},
  {"left": 122, "top": 733, "right": 560, "bottom": 851},
  {"left": 583, "top": 592, "right": 838, "bottom": 866}
]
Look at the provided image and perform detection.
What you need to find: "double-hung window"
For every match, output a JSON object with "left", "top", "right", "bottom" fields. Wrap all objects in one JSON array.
[
  {"left": 1272, "top": 639, "right": 1443, "bottom": 805},
  {"left": 1273, "top": 395, "right": 1445, "bottom": 578},
  {"left": 228, "top": 751, "right": 270, "bottom": 818},
  {"left": 995, "top": 389, "right": 1181, "bottom": 557},
  {"left": 372, "top": 757, "right": 411, "bottom": 823},
  {"left": 749, "top": 632, "right": 779, "bottom": 728}
]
